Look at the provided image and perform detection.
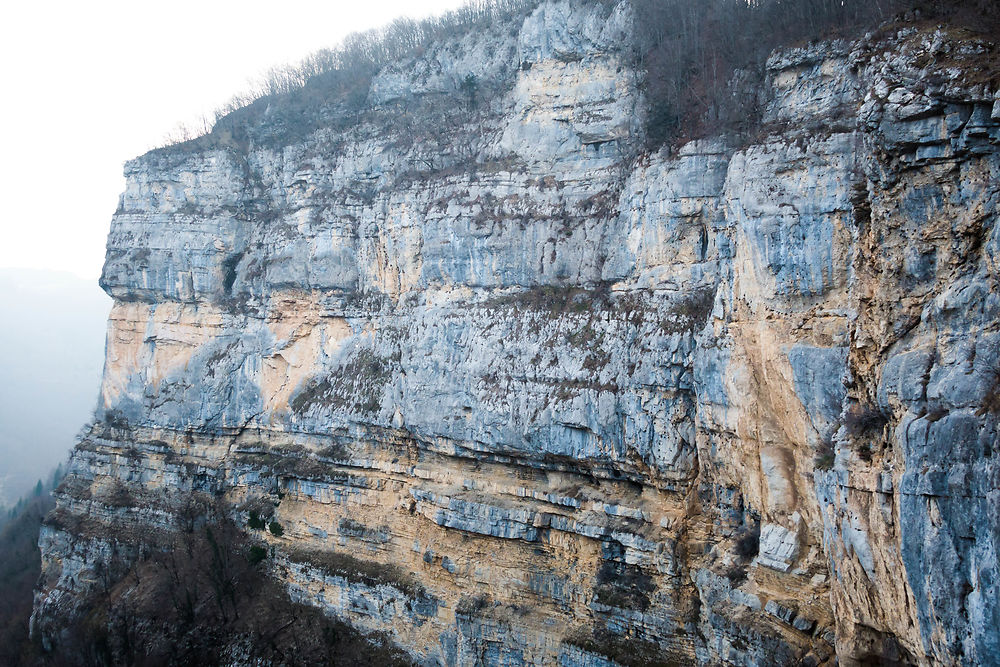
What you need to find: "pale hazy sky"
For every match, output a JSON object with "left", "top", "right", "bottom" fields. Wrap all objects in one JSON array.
[{"left": 0, "top": 0, "right": 470, "bottom": 280}]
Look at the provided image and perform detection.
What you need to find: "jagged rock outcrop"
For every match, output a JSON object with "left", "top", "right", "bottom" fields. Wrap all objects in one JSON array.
[{"left": 33, "top": 2, "right": 1000, "bottom": 665}]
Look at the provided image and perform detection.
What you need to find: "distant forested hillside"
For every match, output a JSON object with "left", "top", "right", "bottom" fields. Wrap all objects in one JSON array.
[{"left": 0, "top": 473, "right": 58, "bottom": 664}]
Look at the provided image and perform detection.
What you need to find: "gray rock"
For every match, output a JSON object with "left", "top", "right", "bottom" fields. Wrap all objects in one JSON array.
[{"left": 33, "top": 7, "right": 1000, "bottom": 667}]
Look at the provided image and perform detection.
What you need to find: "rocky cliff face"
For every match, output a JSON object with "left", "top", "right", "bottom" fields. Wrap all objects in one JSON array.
[{"left": 33, "top": 2, "right": 1000, "bottom": 665}]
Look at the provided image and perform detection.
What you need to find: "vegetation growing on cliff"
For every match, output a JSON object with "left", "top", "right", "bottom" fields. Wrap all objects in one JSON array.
[
  {"left": 290, "top": 347, "right": 395, "bottom": 417},
  {"left": 634, "top": 0, "right": 1000, "bottom": 149},
  {"left": 593, "top": 560, "right": 656, "bottom": 611},
  {"left": 31, "top": 496, "right": 413, "bottom": 667},
  {"left": 564, "top": 626, "right": 677, "bottom": 667},
  {"left": 159, "top": 0, "right": 1000, "bottom": 156},
  {"left": 976, "top": 355, "right": 1000, "bottom": 417},
  {"left": 165, "top": 0, "right": 548, "bottom": 150},
  {"left": 287, "top": 547, "right": 429, "bottom": 600}
]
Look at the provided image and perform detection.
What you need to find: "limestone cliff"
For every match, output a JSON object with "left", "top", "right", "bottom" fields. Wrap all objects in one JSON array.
[{"left": 33, "top": 2, "right": 1000, "bottom": 665}]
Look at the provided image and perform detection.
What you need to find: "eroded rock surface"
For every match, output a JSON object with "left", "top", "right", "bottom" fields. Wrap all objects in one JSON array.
[{"left": 34, "top": 3, "right": 1000, "bottom": 665}]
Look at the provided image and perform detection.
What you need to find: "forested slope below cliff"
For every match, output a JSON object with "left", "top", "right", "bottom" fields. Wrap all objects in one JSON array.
[{"left": 31, "top": 1, "right": 1000, "bottom": 665}]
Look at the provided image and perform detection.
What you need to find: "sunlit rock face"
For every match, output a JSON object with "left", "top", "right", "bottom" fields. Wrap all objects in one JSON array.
[{"left": 34, "top": 2, "right": 1000, "bottom": 664}]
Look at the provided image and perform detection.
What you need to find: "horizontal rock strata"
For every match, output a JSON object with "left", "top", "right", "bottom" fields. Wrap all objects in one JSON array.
[{"left": 34, "top": 3, "right": 1000, "bottom": 665}]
